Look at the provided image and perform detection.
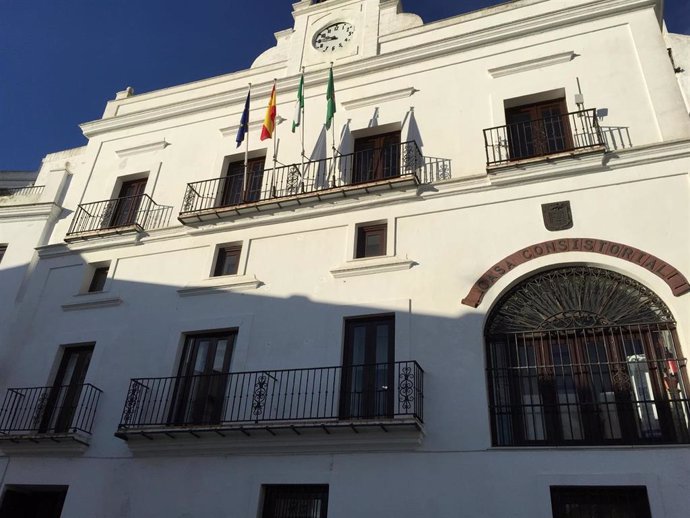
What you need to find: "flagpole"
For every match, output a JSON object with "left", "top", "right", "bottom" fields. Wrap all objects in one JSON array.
[
  {"left": 300, "top": 67, "right": 305, "bottom": 192},
  {"left": 330, "top": 63, "right": 336, "bottom": 187},
  {"left": 243, "top": 83, "right": 251, "bottom": 202},
  {"left": 272, "top": 79, "right": 278, "bottom": 173}
]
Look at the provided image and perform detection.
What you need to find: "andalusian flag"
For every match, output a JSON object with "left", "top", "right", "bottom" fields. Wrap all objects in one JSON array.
[
  {"left": 325, "top": 67, "right": 336, "bottom": 130},
  {"left": 235, "top": 89, "right": 251, "bottom": 148},
  {"left": 292, "top": 73, "right": 304, "bottom": 133},
  {"left": 260, "top": 83, "right": 277, "bottom": 141}
]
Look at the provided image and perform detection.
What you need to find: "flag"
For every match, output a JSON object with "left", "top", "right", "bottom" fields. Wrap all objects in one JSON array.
[
  {"left": 325, "top": 67, "right": 336, "bottom": 130},
  {"left": 235, "top": 90, "right": 250, "bottom": 148},
  {"left": 260, "top": 84, "right": 277, "bottom": 141},
  {"left": 292, "top": 73, "right": 304, "bottom": 133}
]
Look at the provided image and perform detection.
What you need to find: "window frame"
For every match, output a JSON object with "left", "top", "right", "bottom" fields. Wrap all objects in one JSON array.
[
  {"left": 0, "top": 485, "right": 69, "bottom": 518},
  {"left": 261, "top": 484, "right": 329, "bottom": 518},
  {"left": 355, "top": 222, "right": 387, "bottom": 259},
  {"left": 88, "top": 266, "right": 110, "bottom": 293},
  {"left": 213, "top": 243, "right": 243, "bottom": 277},
  {"left": 550, "top": 486, "right": 652, "bottom": 518},
  {"left": 504, "top": 96, "right": 573, "bottom": 161},
  {"left": 486, "top": 266, "right": 690, "bottom": 447},
  {"left": 0, "top": 244, "right": 6, "bottom": 264}
]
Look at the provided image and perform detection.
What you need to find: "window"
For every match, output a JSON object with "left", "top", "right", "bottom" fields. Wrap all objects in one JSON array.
[
  {"left": 352, "top": 131, "right": 401, "bottom": 184},
  {"left": 486, "top": 266, "right": 690, "bottom": 446},
  {"left": 39, "top": 345, "right": 94, "bottom": 433},
  {"left": 0, "top": 485, "right": 68, "bottom": 518},
  {"left": 355, "top": 223, "right": 387, "bottom": 258},
  {"left": 551, "top": 486, "right": 652, "bottom": 518},
  {"left": 0, "top": 245, "right": 6, "bottom": 264},
  {"left": 88, "top": 266, "right": 109, "bottom": 292},
  {"left": 221, "top": 157, "right": 265, "bottom": 206},
  {"left": 109, "top": 177, "right": 148, "bottom": 228},
  {"left": 213, "top": 244, "right": 242, "bottom": 277},
  {"left": 340, "top": 315, "right": 394, "bottom": 419},
  {"left": 505, "top": 97, "right": 572, "bottom": 161},
  {"left": 170, "top": 332, "right": 236, "bottom": 425},
  {"left": 262, "top": 485, "right": 329, "bottom": 518}
]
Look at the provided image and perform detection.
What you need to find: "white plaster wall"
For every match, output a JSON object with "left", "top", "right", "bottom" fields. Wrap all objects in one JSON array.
[{"left": 2, "top": 1, "right": 690, "bottom": 517}]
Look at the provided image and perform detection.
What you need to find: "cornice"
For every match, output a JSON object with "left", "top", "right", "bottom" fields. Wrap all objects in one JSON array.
[
  {"left": 76, "top": 0, "right": 657, "bottom": 140},
  {"left": 177, "top": 275, "right": 263, "bottom": 296},
  {"left": 488, "top": 51, "right": 576, "bottom": 78},
  {"left": 61, "top": 294, "right": 123, "bottom": 311},
  {"left": 0, "top": 203, "right": 60, "bottom": 221},
  {"left": 115, "top": 140, "right": 169, "bottom": 158},
  {"left": 341, "top": 87, "right": 418, "bottom": 110},
  {"left": 330, "top": 257, "right": 416, "bottom": 278}
]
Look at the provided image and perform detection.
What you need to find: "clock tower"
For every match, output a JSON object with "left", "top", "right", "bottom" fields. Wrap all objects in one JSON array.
[{"left": 251, "top": 0, "right": 422, "bottom": 74}]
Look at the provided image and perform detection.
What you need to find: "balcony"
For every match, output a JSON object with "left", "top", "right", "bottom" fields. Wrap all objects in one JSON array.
[
  {"left": 178, "top": 141, "right": 451, "bottom": 223},
  {"left": 115, "top": 361, "right": 423, "bottom": 443},
  {"left": 483, "top": 108, "right": 606, "bottom": 167},
  {"left": 0, "top": 185, "right": 45, "bottom": 206},
  {"left": 0, "top": 384, "right": 102, "bottom": 451},
  {"left": 65, "top": 194, "right": 173, "bottom": 241}
]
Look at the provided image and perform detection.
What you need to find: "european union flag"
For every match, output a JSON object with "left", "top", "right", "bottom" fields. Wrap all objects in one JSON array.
[{"left": 236, "top": 90, "right": 251, "bottom": 148}]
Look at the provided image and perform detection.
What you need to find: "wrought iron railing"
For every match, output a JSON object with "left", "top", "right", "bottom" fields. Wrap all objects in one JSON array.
[
  {"left": 0, "top": 384, "right": 102, "bottom": 436},
  {"left": 180, "top": 141, "right": 451, "bottom": 215},
  {"left": 487, "top": 339, "right": 690, "bottom": 446},
  {"left": 66, "top": 194, "right": 173, "bottom": 237},
  {"left": 0, "top": 185, "right": 44, "bottom": 198},
  {"left": 483, "top": 108, "right": 605, "bottom": 166},
  {"left": 118, "top": 361, "right": 423, "bottom": 430}
]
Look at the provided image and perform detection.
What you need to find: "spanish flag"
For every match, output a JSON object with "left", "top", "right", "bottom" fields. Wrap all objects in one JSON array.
[{"left": 260, "top": 83, "right": 277, "bottom": 141}]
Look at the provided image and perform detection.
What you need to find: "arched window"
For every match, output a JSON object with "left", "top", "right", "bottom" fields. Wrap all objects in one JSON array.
[{"left": 486, "top": 266, "right": 690, "bottom": 446}]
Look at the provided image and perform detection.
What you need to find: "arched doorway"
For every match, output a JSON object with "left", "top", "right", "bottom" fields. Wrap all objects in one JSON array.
[{"left": 485, "top": 266, "right": 690, "bottom": 446}]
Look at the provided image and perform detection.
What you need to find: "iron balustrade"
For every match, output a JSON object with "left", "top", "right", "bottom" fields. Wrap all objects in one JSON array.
[
  {"left": 67, "top": 194, "right": 173, "bottom": 237},
  {"left": 483, "top": 108, "right": 605, "bottom": 166},
  {"left": 0, "top": 185, "right": 45, "bottom": 198},
  {"left": 180, "top": 141, "right": 451, "bottom": 215},
  {"left": 0, "top": 384, "right": 102, "bottom": 436},
  {"left": 118, "top": 361, "right": 423, "bottom": 430}
]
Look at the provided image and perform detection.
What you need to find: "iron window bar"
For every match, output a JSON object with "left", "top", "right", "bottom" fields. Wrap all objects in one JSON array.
[
  {"left": 179, "top": 141, "right": 451, "bottom": 216},
  {"left": 483, "top": 108, "right": 605, "bottom": 167},
  {"left": 487, "top": 324, "right": 690, "bottom": 446}
]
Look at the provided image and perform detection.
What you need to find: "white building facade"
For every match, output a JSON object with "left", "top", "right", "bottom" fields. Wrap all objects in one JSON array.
[{"left": 1, "top": 0, "right": 690, "bottom": 516}]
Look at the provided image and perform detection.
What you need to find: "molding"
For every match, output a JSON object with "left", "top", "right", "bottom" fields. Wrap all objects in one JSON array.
[
  {"left": 40, "top": 231, "right": 146, "bottom": 258},
  {"left": 61, "top": 293, "right": 123, "bottom": 311},
  {"left": 330, "top": 256, "right": 416, "bottom": 278},
  {"left": 115, "top": 140, "right": 169, "bottom": 158},
  {"left": 177, "top": 275, "right": 263, "bottom": 296},
  {"left": 488, "top": 51, "right": 576, "bottom": 78},
  {"left": 341, "top": 87, "right": 418, "bottom": 110},
  {"left": 117, "top": 418, "right": 423, "bottom": 455},
  {"left": 76, "top": 0, "right": 657, "bottom": 138},
  {"left": 36, "top": 138, "right": 690, "bottom": 258},
  {"left": 462, "top": 238, "right": 690, "bottom": 308},
  {"left": 219, "top": 120, "right": 264, "bottom": 137},
  {"left": 488, "top": 148, "right": 607, "bottom": 186},
  {"left": 0, "top": 202, "right": 60, "bottom": 222},
  {"left": 0, "top": 433, "right": 90, "bottom": 455}
]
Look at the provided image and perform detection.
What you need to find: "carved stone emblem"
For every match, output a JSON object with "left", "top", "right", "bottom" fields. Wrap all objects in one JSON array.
[{"left": 542, "top": 201, "right": 573, "bottom": 231}]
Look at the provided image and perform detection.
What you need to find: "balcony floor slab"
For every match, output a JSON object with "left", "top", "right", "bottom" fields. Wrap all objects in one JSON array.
[{"left": 115, "top": 418, "right": 424, "bottom": 455}]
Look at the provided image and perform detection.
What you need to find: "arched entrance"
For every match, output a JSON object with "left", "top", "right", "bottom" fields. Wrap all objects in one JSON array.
[{"left": 485, "top": 266, "right": 690, "bottom": 446}]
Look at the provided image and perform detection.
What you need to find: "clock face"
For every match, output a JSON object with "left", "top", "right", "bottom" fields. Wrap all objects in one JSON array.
[{"left": 313, "top": 22, "right": 355, "bottom": 53}]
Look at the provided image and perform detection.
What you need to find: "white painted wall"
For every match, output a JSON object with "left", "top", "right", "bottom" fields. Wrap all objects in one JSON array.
[{"left": 2, "top": 1, "right": 690, "bottom": 517}]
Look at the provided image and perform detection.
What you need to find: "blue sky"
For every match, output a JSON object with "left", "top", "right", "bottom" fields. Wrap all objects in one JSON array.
[{"left": 1, "top": 0, "right": 688, "bottom": 171}]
